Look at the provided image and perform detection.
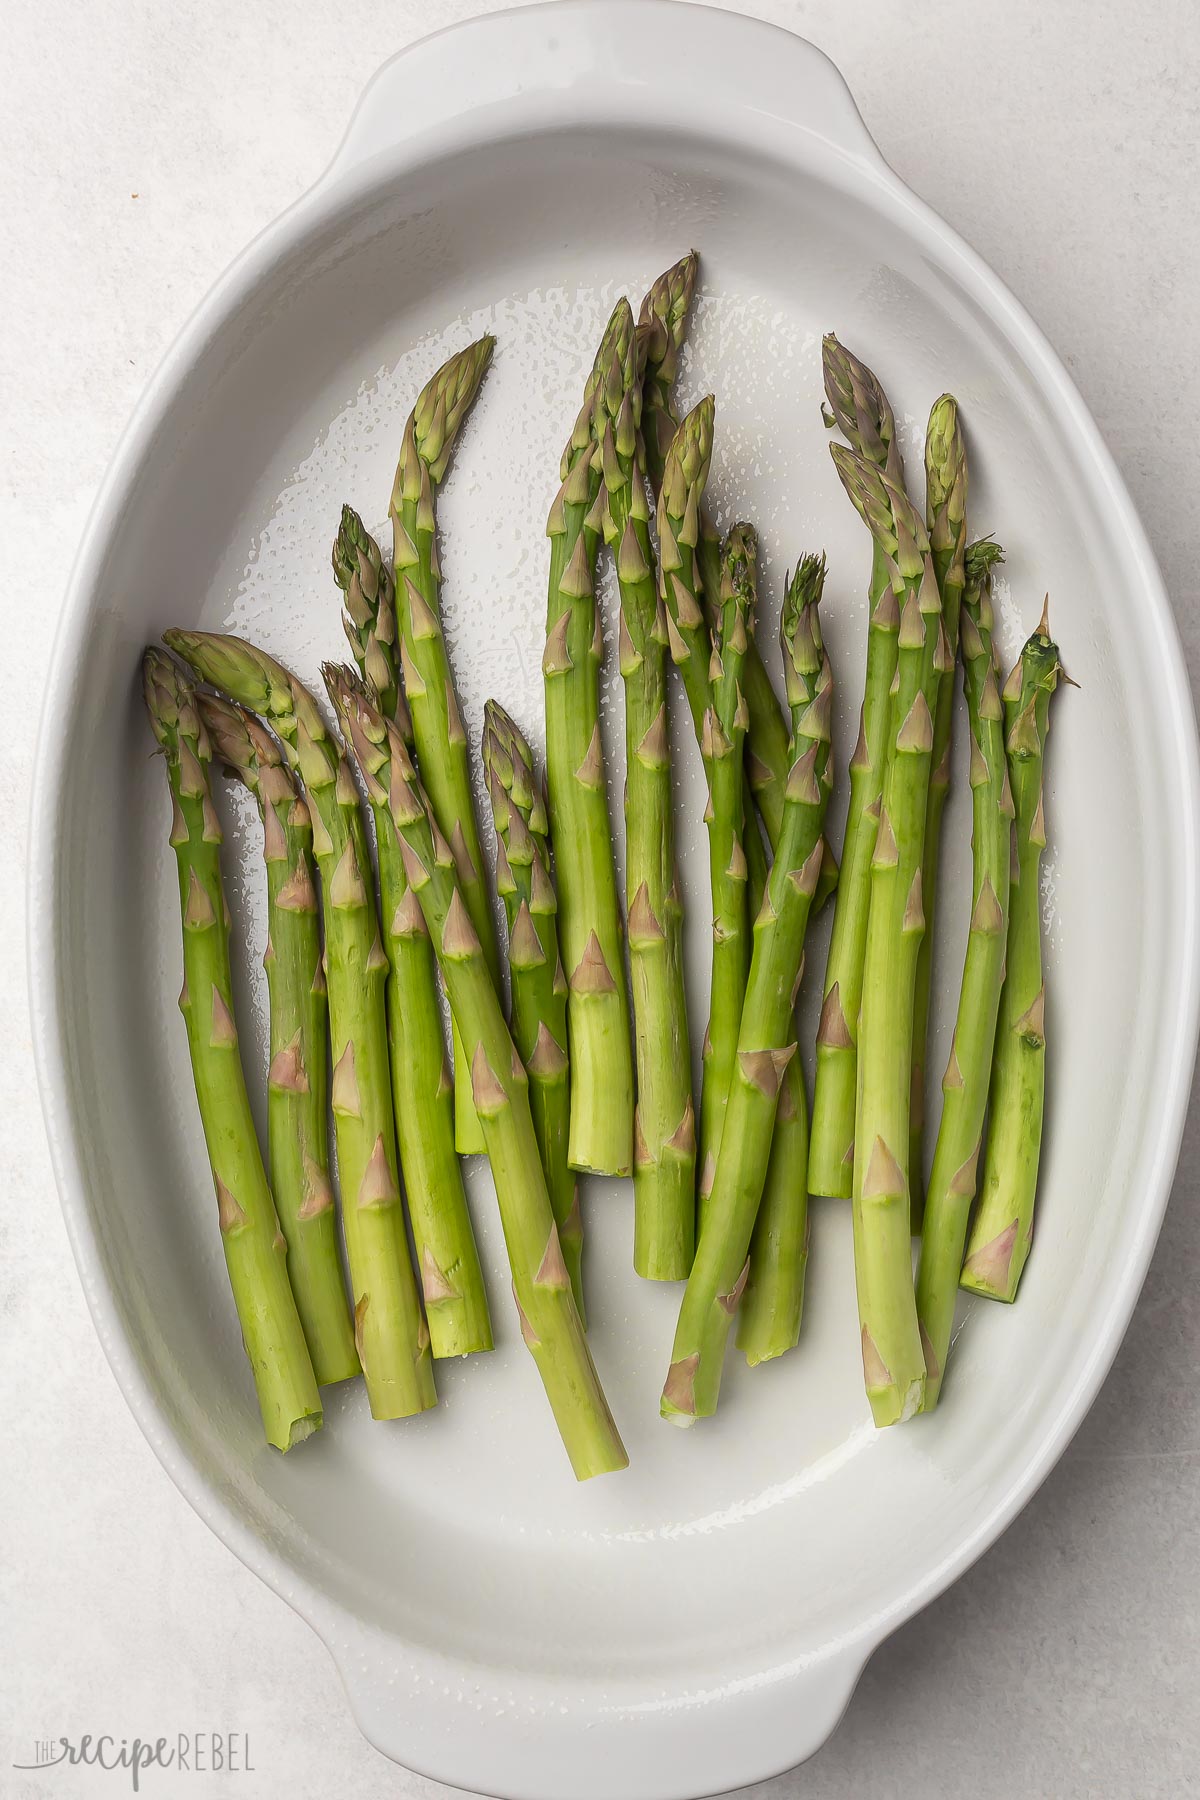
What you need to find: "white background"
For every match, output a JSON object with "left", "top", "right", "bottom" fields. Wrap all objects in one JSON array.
[{"left": 3, "top": 1, "right": 1198, "bottom": 1795}]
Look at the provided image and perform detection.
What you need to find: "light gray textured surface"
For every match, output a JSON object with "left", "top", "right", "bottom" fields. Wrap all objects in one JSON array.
[{"left": 3, "top": 1, "right": 1197, "bottom": 1796}]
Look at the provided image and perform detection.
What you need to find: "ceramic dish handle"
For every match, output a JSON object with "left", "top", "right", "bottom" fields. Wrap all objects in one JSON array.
[{"left": 323, "top": 2, "right": 887, "bottom": 188}]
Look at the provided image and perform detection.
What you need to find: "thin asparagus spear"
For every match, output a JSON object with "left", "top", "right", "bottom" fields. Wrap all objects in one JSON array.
[
  {"left": 329, "top": 669, "right": 627, "bottom": 1479},
  {"left": 915, "top": 540, "right": 1010, "bottom": 1404},
  {"left": 960, "top": 601, "right": 1064, "bottom": 1302},
  {"left": 737, "top": 554, "right": 830, "bottom": 1365},
  {"left": 333, "top": 503, "right": 399, "bottom": 721},
  {"left": 600, "top": 306, "right": 695, "bottom": 1278},
  {"left": 837, "top": 447, "right": 950, "bottom": 1427},
  {"left": 142, "top": 651, "right": 322, "bottom": 1449},
  {"left": 909, "top": 397, "right": 969, "bottom": 1216},
  {"left": 198, "top": 694, "right": 359, "bottom": 1386},
  {"left": 163, "top": 629, "right": 436, "bottom": 1421},
  {"left": 661, "top": 591, "right": 832, "bottom": 1425},
  {"left": 482, "top": 700, "right": 584, "bottom": 1317},
  {"left": 329, "top": 665, "right": 493, "bottom": 1359},
  {"left": 543, "top": 302, "right": 635, "bottom": 1176},
  {"left": 809, "top": 336, "right": 907, "bottom": 1199},
  {"left": 391, "top": 339, "right": 498, "bottom": 1157},
  {"left": 637, "top": 250, "right": 698, "bottom": 496}
]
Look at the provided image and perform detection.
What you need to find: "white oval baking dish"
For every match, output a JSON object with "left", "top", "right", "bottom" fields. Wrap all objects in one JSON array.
[{"left": 29, "top": 4, "right": 1200, "bottom": 1797}]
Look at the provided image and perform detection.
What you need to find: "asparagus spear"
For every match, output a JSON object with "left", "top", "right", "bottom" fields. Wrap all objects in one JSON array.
[
  {"left": 637, "top": 250, "right": 698, "bottom": 496},
  {"left": 838, "top": 447, "right": 949, "bottom": 1427},
  {"left": 960, "top": 602, "right": 1064, "bottom": 1303},
  {"left": 329, "top": 669, "right": 627, "bottom": 1478},
  {"left": 391, "top": 339, "right": 498, "bottom": 1157},
  {"left": 333, "top": 503, "right": 399, "bottom": 721},
  {"left": 543, "top": 302, "right": 635, "bottom": 1176},
  {"left": 737, "top": 554, "right": 830, "bottom": 1365},
  {"left": 482, "top": 700, "right": 584, "bottom": 1316},
  {"left": 142, "top": 651, "right": 323, "bottom": 1449},
  {"left": 661, "top": 589, "right": 831, "bottom": 1424},
  {"left": 599, "top": 306, "right": 696, "bottom": 1278},
  {"left": 909, "top": 397, "right": 969, "bottom": 1214},
  {"left": 197, "top": 694, "right": 359, "bottom": 1386},
  {"left": 163, "top": 629, "right": 436, "bottom": 1421},
  {"left": 915, "top": 540, "right": 1010, "bottom": 1404},
  {"left": 328, "top": 665, "right": 494, "bottom": 1358},
  {"left": 808, "top": 336, "right": 906, "bottom": 1199}
]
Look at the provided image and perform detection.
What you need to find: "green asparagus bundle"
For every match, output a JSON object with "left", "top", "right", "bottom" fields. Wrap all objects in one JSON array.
[
  {"left": 837, "top": 446, "right": 950, "bottom": 1427},
  {"left": 329, "top": 664, "right": 493, "bottom": 1359},
  {"left": 328, "top": 669, "right": 627, "bottom": 1479},
  {"left": 661, "top": 586, "right": 831, "bottom": 1425},
  {"left": 163, "top": 629, "right": 436, "bottom": 1421},
  {"left": 391, "top": 340, "right": 498, "bottom": 1156},
  {"left": 737, "top": 555, "right": 830, "bottom": 1365},
  {"left": 909, "top": 397, "right": 969, "bottom": 1211},
  {"left": 914, "top": 540, "right": 1010, "bottom": 1405},
  {"left": 961, "top": 601, "right": 1064, "bottom": 1302},
  {"left": 142, "top": 651, "right": 323, "bottom": 1449},
  {"left": 482, "top": 700, "right": 584, "bottom": 1316},
  {"left": 198, "top": 694, "right": 359, "bottom": 1386},
  {"left": 598, "top": 303, "right": 695, "bottom": 1278},
  {"left": 543, "top": 303, "right": 635, "bottom": 1176},
  {"left": 808, "top": 336, "right": 907, "bottom": 1199}
]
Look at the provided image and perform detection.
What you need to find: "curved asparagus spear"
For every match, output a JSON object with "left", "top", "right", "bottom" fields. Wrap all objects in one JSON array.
[
  {"left": 661, "top": 593, "right": 832, "bottom": 1425},
  {"left": 328, "top": 668, "right": 627, "bottom": 1479},
  {"left": 543, "top": 302, "right": 635, "bottom": 1176},
  {"left": 808, "top": 336, "right": 906, "bottom": 1199},
  {"left": 198, "top": 694, "right": 359, "bottom": 1386},
  {"left": 333, "top": 503, "right": 399, "bottom": 721},
  {"left": 600, "top": 308, "right": 695, "bottom": 1277},
  {"left": 840, "top": 447, "right": 949, "bottom": 1427},
  {"left": 737, "top": 554, "right": 830, "bottom": 1365},
  {"left": 328, "top": 666, "right": 493, "bottom": 1359},
  {"left": 960, "top": 602, "right": 1064, "bottom": 1302},
  {"left": 482, "top": 701, "right": 584, "bottom": 1316},
  {"left": 909, "top": 397, "right": 968, "bottom": 1214},
  {"left": 163, "top": 629, "right": 436, "bottom": 1421},
  {"left": 142, "top": 651, "right": 322, "bottom": 1450},
  {"left": 915, "top": 540, "right": 1010, "bottom": 1404},
  {"left": 390, "top": 339, "right": 497, "bottom": 1156}
]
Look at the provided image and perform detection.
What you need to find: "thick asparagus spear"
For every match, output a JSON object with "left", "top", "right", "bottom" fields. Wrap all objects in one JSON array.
[
  {"left": 599, "top": 306, "right": 696, "bottom": 1278},
  {"left": 960, "top": 602, "right": 1064, "bottom": 1303},
  {"left": 909, "top": 397, "right": 969, "bottom": 1213},
  {"left": 329, "top": 670, "right": 627, "bottom": 1479},
  {"left": 328, "top": 665, "right": 493, "bottom": 1359},
  {"left": 661, "top": 594, "right": 831, "bottom": 1425},
  {"left": 334, "top": 503, "right": 399, "bottom": 721},
  {"left": 737, "top": 555, "right": 830, "bottom": 1365},
  {"left": 163, "top": 629, "right": 436, "bottom": 1421},
  {"left": 543, "top": 302, "right": 635, "bottom": 1176},
  {"left": 808, "top": 337, "right": 907, "bottom": 1199},
  {"left": 197, "top": 694, "right": 359, "bottom": 1386},
  {"left": 837, "top": 447, "right": 949, "bottom": 1427},
  {"left": 482, "top": 700, "right": 584, "bottom": 1317},
  {"left": 391, "top": 339, "right": 498, "bottom": 1156},
  {"left": 142, "top": 651, "right": 323, "bottom": 1449},
  {"left": 914, "top": 540, "right": 1010, "bottom": 1404}
]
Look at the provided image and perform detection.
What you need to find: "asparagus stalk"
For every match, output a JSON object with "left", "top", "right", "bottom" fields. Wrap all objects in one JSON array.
[
  {"left": 329, "top": 669, "right": 627, "bottom": 1478},
  {"left": 333, "top": 503, "right": 399, "bottom": 721},
  {"left": 543, "top": 302, "right": 635, "bottom": 1176},
  {"left": 390, "top": 339, "right": 498, "bottom": 1156},
  {"left": 163, "top": 629, "right": 436, "bottom": 1421},
  {"left": 482, "top": 700, "right": 584, "bottom": 1317},
  {"left": 909, "top": 397, "right": 969, "bottom": 1214},
  {"left": 915, "top": 540, "right": 1010, "bottom": 1404},
  {"left": 838, "top": 447, "right": 949, "bottom": 1427},
  {"left": 637, "top": 250, "right": 698, "bottom": 496},
  {"left": 960, "top": 602, "right": 1064, "bottom": 1303},
  {"left": 142, "top": 651, "right": 323, "bottom": 1449},
  {"left": 197, "top": 694, "right": 359, "bottom": 1386},
  {"left": 599, "top": 306, "right": 696, "bottom": 1278},
  {"left": 661, "top": 590, "right": 832, "bottom": 1424},
  {"left": 808, "top": 336, "right": 907, "bottom": 1199},
  {"left": 736, "top": 555, "right": 829, "bottom": 1365}
]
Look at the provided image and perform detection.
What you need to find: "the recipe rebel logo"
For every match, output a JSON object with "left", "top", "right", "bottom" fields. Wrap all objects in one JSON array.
[{"left": 12, "top": 1732, "right": 255, "bottom": 1790}]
